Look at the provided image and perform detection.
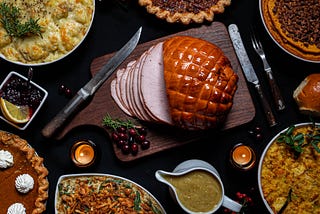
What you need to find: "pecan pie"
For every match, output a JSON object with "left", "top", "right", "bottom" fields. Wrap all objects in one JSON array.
[
  {"left": 261, "top": 0, "right": 320, "bottom": 62},
  {"left": 0, "top": 131, "right": 49, "bottom": 214},
  {"left": 138, "top": 0, "right": 231, "bottom": 24}
]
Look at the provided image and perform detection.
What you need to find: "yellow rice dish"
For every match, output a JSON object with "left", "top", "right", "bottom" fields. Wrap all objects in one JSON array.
[{"left": 260, "top": 124, "right": 320, "bottom": 213}]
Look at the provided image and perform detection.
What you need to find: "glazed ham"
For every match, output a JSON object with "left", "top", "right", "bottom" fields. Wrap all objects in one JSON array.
[{"left": 111, "top": 36, "right": 238, "bottom": 130}]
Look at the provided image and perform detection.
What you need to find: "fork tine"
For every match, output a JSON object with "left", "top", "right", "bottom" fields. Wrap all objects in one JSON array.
[{"left": 251, "top": 31, "right": 258, "bottom": 50}]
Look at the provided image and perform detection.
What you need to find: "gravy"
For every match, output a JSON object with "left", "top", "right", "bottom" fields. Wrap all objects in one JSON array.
[{"left": 164, "top": 170, "right": 222, "bottom": 212}]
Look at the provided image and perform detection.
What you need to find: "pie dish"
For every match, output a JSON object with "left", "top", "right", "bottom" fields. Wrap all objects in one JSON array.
[
  {"left": 0, "top": 130, "right": 49, "bottom": 214},
  {"left": 55, "top": 173, "right": 166, "bottom": 213},
  {"left": 138, "top": 0, "right": 231, "bottom": 24},
  {"left": 260, "top": 0, "right": 320, "bottom": 63}
]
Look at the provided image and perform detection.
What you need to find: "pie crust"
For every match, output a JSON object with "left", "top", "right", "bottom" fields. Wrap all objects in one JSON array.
[
  {"left": 138, "top": 0, "right": 231, "bottom": 24},
  {"left": 261, "top": 0, "right": 320, "bottom": 62},
  {"left": 0, "top": 131, "right": 49, "bottom": 214}
]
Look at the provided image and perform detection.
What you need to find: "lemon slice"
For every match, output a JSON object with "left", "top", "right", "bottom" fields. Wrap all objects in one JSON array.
[{"left": 0, "top": 98, "right": 31, "bottom": 124}]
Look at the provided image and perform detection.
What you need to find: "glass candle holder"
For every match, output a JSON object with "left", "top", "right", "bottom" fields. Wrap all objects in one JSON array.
[
  {"left": 70, "top": 140, "right": 96, "bottom": 167},
  {"left": 230, "top": 143, "right": 256, "bottom": 171}
]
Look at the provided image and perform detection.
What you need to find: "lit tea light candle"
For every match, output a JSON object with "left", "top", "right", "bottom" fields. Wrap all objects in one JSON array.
[
  {"left": 71, "top": 140, "right": 96, "bottom": 167},
  {"left": 230, "top": 144, "right": 256, "bottom": 170}
]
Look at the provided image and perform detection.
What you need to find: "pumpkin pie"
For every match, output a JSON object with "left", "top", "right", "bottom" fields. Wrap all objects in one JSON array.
[
  {"left": 138, "top": 0, "right": 231, "bottom": 24},
  {"left": 0, "top": 131, "right": 49, "bottom": 214},
  {"left": 261, "top": 0, "right": 320, "bottom": 62}
]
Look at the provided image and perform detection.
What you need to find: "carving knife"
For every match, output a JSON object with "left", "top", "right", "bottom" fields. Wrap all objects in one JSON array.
[
  {"left": 228, "top": 24, "right": 277, "bottom": 127},
  {"left": 42, "top": 27, "right": 142, "bottom": 138}
]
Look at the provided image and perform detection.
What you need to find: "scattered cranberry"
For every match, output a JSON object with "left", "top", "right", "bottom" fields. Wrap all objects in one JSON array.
[
  {"left": 248, "top": 126, "right": 263, "bottom": 141},
  {"left": 58, "top": 84, "right": 66, "bottom": 94},
  {"left": 58, "top": 84, "right": 72, "bottom": 98},
  {"left": 223, "top": 192, "right": 253, "bottom": 213}
]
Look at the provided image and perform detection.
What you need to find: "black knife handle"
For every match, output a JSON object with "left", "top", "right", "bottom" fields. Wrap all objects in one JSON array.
[
  {"left": 42, "top": 94, "right": 86, "bottom": 138},
  {"left": 255, "top": 84, "right": 277, "bottom": 127},
  {"left": 266, "top": 69, "right": 285, "bottom": 111}
]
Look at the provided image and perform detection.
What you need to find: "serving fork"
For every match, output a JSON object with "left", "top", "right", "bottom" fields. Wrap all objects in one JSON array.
[{"left": 251, "top": 32, "right": 285, "bottom": 111}]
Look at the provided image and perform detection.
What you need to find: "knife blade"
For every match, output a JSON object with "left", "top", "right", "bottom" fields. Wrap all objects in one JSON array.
[
  {"left": 42, "top": 27, "right": 142, "bottom": 138},
  {"left": 228, "top": 24, "right": 277, "bottom": 127}
]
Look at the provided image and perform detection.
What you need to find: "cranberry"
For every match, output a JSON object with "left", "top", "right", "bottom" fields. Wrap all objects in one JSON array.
[
  {"left": 58, "top": 84, "right": 66, "bottom": 94},
  {"left": 117, "top": 126, "right": 127, "bottom": 133},
  {"left": 131, "top": 143, "right": 139, "bottom": 155},
  {"left": 141, "top": 140, "right": 150, "bottom": 150},
  {"left": 116, "top": 140, "right": 126, "bottom": 148},
  {"left": 128, "top": 128, "right": 137, "bottom": 137},
  {"left": 118, "top": 132, "right": 128, "bottom": 141},
  {"left": 137, "top": 127, "right": 147, "bottom": 136},
  {"left": 65, "top": 88, "right": 72, "bottom": 98},
  {"left": 111, "top": 132, "right": 120, "bottom": 142},
  {"left": 121, "top": 144, "right": 130, "bottom": 154},
  {"left": 135, "top": 134, "right": 145, "bottom": 143}
]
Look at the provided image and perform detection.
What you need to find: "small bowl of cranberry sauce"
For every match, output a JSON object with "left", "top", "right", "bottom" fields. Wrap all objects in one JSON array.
[{"left": 0, "top": 71, "right": 48, "bottom": 130}]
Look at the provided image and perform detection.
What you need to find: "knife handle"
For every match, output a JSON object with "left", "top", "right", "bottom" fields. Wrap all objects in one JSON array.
[
  {"left": 42, "top": 93, "right": 86, "bottom": 138},
  {"left": 265, "top": 68, "right": 285, "bottom": 111},
  {"left": 255, "top": 84, "right": 277, "bottom": 127}
]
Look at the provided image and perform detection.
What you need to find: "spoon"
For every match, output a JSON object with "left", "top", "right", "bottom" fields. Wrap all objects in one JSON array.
[{"left": 26, "top": 67, "right": 33, "bottom": 89}]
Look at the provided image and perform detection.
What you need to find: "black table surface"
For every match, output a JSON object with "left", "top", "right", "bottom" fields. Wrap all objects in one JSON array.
[{"left": 0, "top": 0, "right": 319, "bottom": 213}]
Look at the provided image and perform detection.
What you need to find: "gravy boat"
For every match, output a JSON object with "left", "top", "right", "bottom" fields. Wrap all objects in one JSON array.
[{"left": 155, "top": 159, "right": 242, "bottom": 214}]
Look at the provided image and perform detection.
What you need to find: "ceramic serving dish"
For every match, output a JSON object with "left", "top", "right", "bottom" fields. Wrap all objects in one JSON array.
[
  {"left": 0, "top": 71, "right": 48, "bottom": 130},
  {"left": 258, "top": 122, "right": 320, "bottom": 213},
  {"left": 0, "top": 0, "right": 95, "bottom": 66},
  {"left": 55, "top": 173, "right": 166, "bottom": 214}
]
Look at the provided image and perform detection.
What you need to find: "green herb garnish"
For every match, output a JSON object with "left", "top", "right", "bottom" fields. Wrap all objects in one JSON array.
[
  {"left": 102, "top": 114, "right": 135, "bottom": 131},
  {"left": 277, "top": 122, "right": 320, "bottom": 158},
  {"left": 0, "top": 3, "right": 42, "bottom": 38}
]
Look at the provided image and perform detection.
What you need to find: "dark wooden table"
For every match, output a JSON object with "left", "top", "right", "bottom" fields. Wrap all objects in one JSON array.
[{"left": 0, "top": 0, "right": 318, "bottom": 213}]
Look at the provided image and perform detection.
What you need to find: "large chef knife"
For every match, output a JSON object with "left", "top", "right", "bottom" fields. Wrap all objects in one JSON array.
[
  {"left": 42, "top": 27, "right": 142, "bottom": 138},
  {"left": 228, "top": 24, "right": 277, "bottom": 127}
]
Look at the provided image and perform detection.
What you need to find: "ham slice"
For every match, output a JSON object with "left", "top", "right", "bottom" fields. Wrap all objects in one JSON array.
[{"left": 110, "top": 36, "right": 238, "bottom": 130}]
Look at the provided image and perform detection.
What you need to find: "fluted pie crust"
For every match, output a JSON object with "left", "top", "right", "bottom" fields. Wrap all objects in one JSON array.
[
  {"left": 0, "top": 131, "right": 49, "bottom": 214},
  {"left": 261, "top": 0, "right": 320, "bottom": 62},
  {"left": 138, "top": 0, "right": 231, "bottom": 24}
]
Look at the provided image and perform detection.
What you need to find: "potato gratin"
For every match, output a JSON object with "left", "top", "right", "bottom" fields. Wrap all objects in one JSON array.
[
  {"left": 56, "top": 175, "right": 165, "bottom": 214},
  {"left": 0, "top": 0, "right": 94, "bottom": 65},
  {"left": 261, "top": 125, "right": 320, "bottom": 214}
]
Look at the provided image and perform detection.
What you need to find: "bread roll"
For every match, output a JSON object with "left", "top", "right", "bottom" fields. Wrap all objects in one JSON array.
[
  {"left": 293, "top": 73, "right": 320, "bottom": 117},
  {"left": 163, "top": 36, "right": 238, "bottom": 130}
]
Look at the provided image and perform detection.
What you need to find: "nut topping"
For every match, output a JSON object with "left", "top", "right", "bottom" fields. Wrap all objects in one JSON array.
[{"left": 273, "top": 0, "right": 320, "bottom": 48}]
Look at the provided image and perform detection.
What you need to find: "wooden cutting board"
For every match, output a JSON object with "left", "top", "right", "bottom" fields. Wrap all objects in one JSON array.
[{"left": 56, "top": 22, "right": 255, "bottom": 162}]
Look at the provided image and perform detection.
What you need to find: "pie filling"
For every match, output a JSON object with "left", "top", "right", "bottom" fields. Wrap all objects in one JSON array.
[{"left": 0, "top": 131, "right": 48, "bottom": 214}]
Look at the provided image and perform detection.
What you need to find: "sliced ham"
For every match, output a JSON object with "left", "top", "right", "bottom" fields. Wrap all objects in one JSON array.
[{"left": 110, "top": 36, "right": 238, "bottom": 130}]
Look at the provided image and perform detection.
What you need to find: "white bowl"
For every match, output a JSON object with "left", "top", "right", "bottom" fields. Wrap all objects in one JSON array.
[
  {"left": 55, "top": 173, "right": 166, "bottom": 214},
  {"left": 0, "top": 71, "right": 48, "bottom": 130},
  {"left": 258, "top": 122, "right": 320, "bottom": 213},
  {"left": 0, "top": 0, "right": 95, "bottom": 66}
]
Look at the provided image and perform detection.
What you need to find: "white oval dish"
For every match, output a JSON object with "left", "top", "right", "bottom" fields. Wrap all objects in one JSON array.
[{"left": 55, "top": 173, "right": 166, "bottom": 214}]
